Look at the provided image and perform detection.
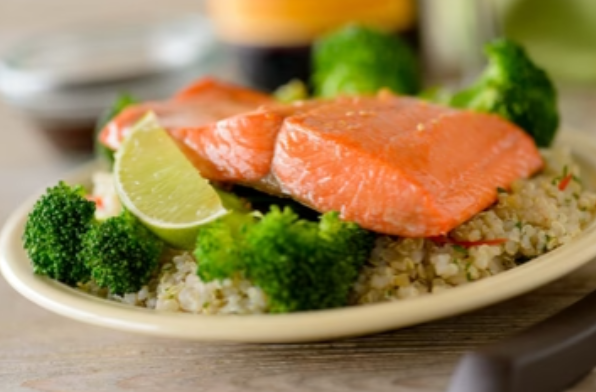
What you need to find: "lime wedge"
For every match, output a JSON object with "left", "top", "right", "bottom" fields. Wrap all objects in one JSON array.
[{"left": 114, "top": 113, "right": 227, "bottom": 249}]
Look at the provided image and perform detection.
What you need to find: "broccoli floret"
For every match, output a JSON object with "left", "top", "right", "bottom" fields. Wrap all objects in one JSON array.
[
  {"left": 23, "top": 181, "right": 164, "bottom": 293},
  {"left": 94, "top": 93, "right": 138, "bottom": 164},
  {"left": 448, "top": 38, "right": 559, "bottom": 147},
  {"left": 312, "top": 25, "right": 420, "bottom": 98},
  {"left": 81, "top": 211, "right": 164, "bottom": 295},
  {"left": 194, "top": 211, "right": 256, "bottom": 282},
  {"left": 196, "top": 207, "right": 374, "bottom": 313},
  {"left": 22, "top": 182, "right": 96, "bottom": 285}
]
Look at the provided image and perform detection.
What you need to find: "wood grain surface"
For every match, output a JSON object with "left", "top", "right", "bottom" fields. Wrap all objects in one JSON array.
[
  {"left": 3, "top": 2, "right": 596, "bottom": 391},
  {"left": 3, "top": 263, "right": 596, "bottom": 392}
]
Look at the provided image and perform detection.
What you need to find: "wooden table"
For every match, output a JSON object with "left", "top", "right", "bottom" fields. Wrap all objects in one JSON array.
[{"left": 3, "top": 2, "right": 596, "bottom": 391}]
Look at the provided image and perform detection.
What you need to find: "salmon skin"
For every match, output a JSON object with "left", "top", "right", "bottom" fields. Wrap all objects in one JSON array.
[{"left": 272, "top": 94, "right": 543, "bottom": 237}]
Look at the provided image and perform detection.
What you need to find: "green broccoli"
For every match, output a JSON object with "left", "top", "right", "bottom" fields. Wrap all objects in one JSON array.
[
  {"left": 22, "top": 182, "right": 96, "bottom": 285},
  {"left": 81, "top": 211, "right": 164, "bottom": 295},
  {"left": 194, "top": 211, "right": 255, "bottom": 282},
  {"left": 195, "top": 207, "right": 374, "bottom": 313},
  {"left": 23, "top": 181, "right": 164, "bottom": 293},
  {"left": 448, "top": 38, "right": 559, "bottom": 147},
  {"left": 94, "top": 93, "right": 139, "bottom": 163},
  {"left": 312, "top": 25, "right": 420, "bottom": 98}
]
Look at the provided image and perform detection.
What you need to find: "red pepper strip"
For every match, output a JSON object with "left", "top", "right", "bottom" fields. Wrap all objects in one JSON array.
[
  {"left": 558, "top": 173, "right": 573, "bottom": 191},
  {"left": 85, "top": 195, "right": 104, "bottom": 209},
  {"left": 429, "top": 236, "right": 507, "bottom": 248}
]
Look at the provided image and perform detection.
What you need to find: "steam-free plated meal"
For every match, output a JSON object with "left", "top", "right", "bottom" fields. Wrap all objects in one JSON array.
[{"left": 22, "top": 26, "right": 596, "bottom": 315}]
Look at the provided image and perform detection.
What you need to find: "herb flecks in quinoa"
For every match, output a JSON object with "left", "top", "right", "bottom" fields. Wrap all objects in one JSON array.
[{"left": 352, "top": 148, "right": 596, "bottom": 305}]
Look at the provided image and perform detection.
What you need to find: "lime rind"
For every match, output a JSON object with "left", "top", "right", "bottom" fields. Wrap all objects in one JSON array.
[{"left": 114, "top": 112, "right": 227, "bottom": 249}]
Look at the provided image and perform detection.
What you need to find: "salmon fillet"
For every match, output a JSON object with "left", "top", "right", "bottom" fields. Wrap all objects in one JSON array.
[
  {"left": 98, "top": 78, "right": 272, "bottom": 151},
  {"left": 170, "top": 99, "right": 324, "bottom": 183},
  {"left": 99, "top": 78, "right": 321, "bottom": 183},
  {"left": 272, "top": 94, "right": 543, "bottom": 237}
]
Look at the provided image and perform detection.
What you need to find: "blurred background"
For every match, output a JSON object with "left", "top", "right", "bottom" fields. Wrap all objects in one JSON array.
[
  {"left": 1, "top": 0, "right": 596, "bottom": 222},
  {"left": 0, "top": 0, "right": 204, "bottom": 224},
  {"left": 423, "top": 0, "right": 596, "bottom": 83},
  {"left": 3, "top": 0, "right": 596, "bottom": 145}
]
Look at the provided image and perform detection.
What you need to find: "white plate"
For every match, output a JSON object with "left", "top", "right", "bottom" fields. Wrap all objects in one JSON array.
[{"left": 3, "top": 130, "right": 596, "bottom": 343}]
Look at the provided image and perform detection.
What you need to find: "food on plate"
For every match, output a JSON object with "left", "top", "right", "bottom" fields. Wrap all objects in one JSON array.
[
  {"left": 353, "top": 148, "right": 596, "bottom": 302},
  {"left": 100, "top": 88, "right": 320, "bottom": 184},
  {"left": 167, "top": 99, "right": 322, "bottom": 184},
  {"left": 102, "top": 88, "right": 542, "bottom": 237},
  {"left": 22, "top": 182, "right": 163, "bottom": 294},
  {"left": 90, "top": 149, "right": 595, "bottom": 312},
  {"left": 22, "top": 182, "right": 96, "bottom": 285},
  {"left": 81, "top": 211, "right": 163, "bottom": 295},
  {"left": 20, "top": 31, "right": 596, "bottom": 316},
  {"left": 114, "top": 114, "right": 227, "bottom": 249},
  {"left": 99, "top": 79, "right": 292, "bottom": 184},
  {"left": 272, "top": 93, "right": 543, "bottom": 236},
  {"left": 196, "top": 208, "right": 373, "bottom": 313},
  {"left": 98, "top": 78, "right": 272, "bottom": 152}
]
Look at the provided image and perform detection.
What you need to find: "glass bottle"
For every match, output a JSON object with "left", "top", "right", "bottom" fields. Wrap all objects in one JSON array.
[{"left": 207, "top": 0, "right": 418, "bottom": 91}]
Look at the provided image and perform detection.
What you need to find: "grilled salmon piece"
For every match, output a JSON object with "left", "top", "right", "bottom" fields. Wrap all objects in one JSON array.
[
  {"left": 272, "top": 94, "right": 543, "bottom": 237},
  {"left": 98, "top": 77, "right": 272, "bottom": 151},
  {"left": 170, "top": 100, "right": 324, "bottom": 183}
]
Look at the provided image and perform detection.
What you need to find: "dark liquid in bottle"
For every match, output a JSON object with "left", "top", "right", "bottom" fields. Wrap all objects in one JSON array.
[
  {"left": 230, "top": 27, "right": 419, "bottom": 92},
  {"left": 209, "top": 0, "right": 419, "bottom": 92},
  {"left": 230, "top": 44, "right": 312, "bottom": 92}
]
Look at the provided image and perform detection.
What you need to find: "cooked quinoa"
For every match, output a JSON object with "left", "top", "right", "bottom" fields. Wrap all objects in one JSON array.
[
  {"left": 351, "top": 147, "right": 596, "bottom": 304},
  {"left": 83, "top": 147, "right": 596, "bottom": 313},
  {"left": 80, "top": 252, "right": 268, "bottom": 314}
]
